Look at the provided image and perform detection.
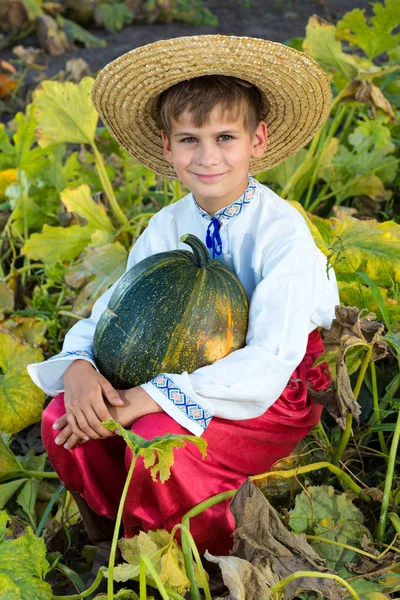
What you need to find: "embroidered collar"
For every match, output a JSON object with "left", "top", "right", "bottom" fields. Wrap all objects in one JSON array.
[{"left": 192, "top": 176, "right": 257, "bottom": 222}]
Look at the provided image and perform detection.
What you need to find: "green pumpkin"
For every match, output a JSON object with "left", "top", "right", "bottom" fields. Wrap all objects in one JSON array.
[{"left": 93, "top": 234, "right": 249, "bottom": 389}]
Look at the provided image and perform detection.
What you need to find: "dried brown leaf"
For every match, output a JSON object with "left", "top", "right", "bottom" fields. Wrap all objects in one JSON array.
[
  {"left": 228, "top": 480, "right": 341, "bottom": 600},
  {"left": 204, "top": 553, "right": 272, "bottom": 600}
]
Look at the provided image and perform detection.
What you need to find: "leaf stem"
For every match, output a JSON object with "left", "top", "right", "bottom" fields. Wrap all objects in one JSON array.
[
  {"left": 107, "top": 455, "right": 137, "bottom": 599},
  {"left": 22, "top": 469, "right": 59, "bottom": 479},
  {"left": 181, "top": 490, "right": 236, "bottom": 600},
  {"left": 35, "top": 484, "right": 64, "bottom": 537},
  {"left": 141, "top": 555, "right": 170, "bottom": 600},
  {"left": 332, "top": 345, "right": 373, "bottom": 467},
  {"left": 250, "top": 461, "right": 371, "bottom": 503},
  {"left": 377, "top": 408, "right": 400, "bottom": 542},
  {"left": 172, "top": 524, "right": 212, "bottom": 600},
  {"left": 52, "top": 566, "right": 106, "bottom": 600},
  {"left": 270, "top": 571, "right": 360, "bottom": 600},
  {"left": 140, "top": 556, "right": 147, "bottom": 600},
  {"left": 92, "top": 144, "right": 128, "bottom": 226},
  {"left": 370, "top": 361, "right": 389, "bottom": 462},
  {"left": 388, "top": 513, "right": 400, "bottom": 535}
]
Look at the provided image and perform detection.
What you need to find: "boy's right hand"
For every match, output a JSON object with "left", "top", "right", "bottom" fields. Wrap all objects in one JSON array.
[{"left": 53, "top": 359, "right": 124, "bottom": 441}]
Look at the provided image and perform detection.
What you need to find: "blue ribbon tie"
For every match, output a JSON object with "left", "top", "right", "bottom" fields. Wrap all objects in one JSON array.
[{"left": 206, "top": 218, "right": 222, "bottom": 259}]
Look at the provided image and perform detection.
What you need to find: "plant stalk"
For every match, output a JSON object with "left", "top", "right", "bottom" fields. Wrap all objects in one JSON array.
[
  {"left": 370, "top": 361, "right": 389, "bottom": 461},
  {"left": 270, "top": 571, "right": 360, "bottom": 600},
  {"left": 92, "top": 144, "right": 128, "bottom": 226},
  {"left": 377, "top": 408, "right": 400, "bottom": 542},
  {"left": 22, "top": 469, "right": 59, "bottom": 479},
  {"left": 388, "top": 512, "right": 400, "bottom": 535},
  {"left": 107, "top": 455, "right": 137, "bottom": 599},
  {"left": 52, "top": 567, "right": 106, "bottom": 600},
  {"left": 332, "top": 345, "right": 373, "bottom": 467},
  {"left": 141, "top": 555, "right": 170, "bottom": 600}
]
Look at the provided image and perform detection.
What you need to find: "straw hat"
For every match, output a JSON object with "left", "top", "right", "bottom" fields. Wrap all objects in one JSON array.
[{"left": 91, "top": 35, "right": 332, "bottom": 180}]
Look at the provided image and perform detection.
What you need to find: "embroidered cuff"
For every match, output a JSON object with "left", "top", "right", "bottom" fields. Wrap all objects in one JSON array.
[
  {"left": 27, "top": 350, "right": 98, "bottom": 396},
  {"left": 142, "top": 374, "right": 212, "bottom": 437}
]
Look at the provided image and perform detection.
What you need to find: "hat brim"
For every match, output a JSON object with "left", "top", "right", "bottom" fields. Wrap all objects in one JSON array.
[{"left": 91, "top": 35, "right": 332, "bottom": 180}]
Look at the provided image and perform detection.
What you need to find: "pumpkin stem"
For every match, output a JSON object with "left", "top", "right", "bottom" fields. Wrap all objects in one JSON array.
[{"left": 180, "top": 234, "right": 211, "bottom": 267}]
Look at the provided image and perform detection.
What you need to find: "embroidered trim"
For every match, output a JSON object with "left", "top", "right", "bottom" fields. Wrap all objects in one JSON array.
[
  {"left": 47, "top": 350, "right": 94, "bottom": 362},
  {"left": 192, "top": 176, "right": 257, "bottom": 222},
  {"left": 151, "top": 374, "right": 212, "bottom": 431}
]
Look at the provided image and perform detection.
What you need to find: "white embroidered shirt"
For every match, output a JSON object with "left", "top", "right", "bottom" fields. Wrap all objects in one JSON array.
[{"left": 27, "top": 177, "right": 339, "bottom": 436}]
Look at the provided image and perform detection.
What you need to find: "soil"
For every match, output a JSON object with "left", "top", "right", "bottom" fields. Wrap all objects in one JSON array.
[{"left": 1, "top": 0, "right": 372, "bottom": 82}]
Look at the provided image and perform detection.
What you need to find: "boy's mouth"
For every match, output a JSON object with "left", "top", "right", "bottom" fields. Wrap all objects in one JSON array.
[{"left": 192, "top": 173, "right": 226, "bottom": 182}]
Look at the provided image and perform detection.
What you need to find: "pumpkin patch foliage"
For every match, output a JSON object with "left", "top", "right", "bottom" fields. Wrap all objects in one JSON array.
[{"left": 0, "top": 2, "right": 399, "bottom": 598}]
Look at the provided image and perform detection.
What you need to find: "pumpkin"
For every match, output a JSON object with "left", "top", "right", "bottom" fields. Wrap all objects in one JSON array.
[{"left": 93, "top": 233, "right": 249, "bottom": 389}]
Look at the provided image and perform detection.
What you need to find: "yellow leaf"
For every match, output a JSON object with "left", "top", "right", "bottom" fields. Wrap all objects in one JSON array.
[
  {"left": 303, "top": 16, "right": 360, "bottom": 81},
  {"left": 0, "top": 329, "right": 45, "bottom": 434},
  {"left": 160, "top": 545, "right": 190, "bottom": 593},
  {"left": 33, "top": 77, "right": 98, "bottom": 147},
  {"left": 1, "top": 317, "right": 47, "bottom": 346},
  {"left": 61, "top": 185, "right": 113, "bottom": 232},
  {"left": 0, "top": 169, "right": 17, "bottom": 200},
  {"left": 22, "top": 223, "right": 94, "bottom": 264}
]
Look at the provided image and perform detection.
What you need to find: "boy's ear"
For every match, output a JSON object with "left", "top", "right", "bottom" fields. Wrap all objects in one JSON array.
[
  {"left": 251, "top": 120, "right": 268, "bottom": 159},
  {"left": 161, "top": 130, "right": 173, "bottom": 164}
]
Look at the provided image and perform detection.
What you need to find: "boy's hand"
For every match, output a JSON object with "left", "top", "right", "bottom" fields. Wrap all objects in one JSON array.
[
  {"left": 54, "top": 386, "right": 163, "bottom": 449},
  {"left": 52, "top": 359, "right": 124, "bottom": 443}
]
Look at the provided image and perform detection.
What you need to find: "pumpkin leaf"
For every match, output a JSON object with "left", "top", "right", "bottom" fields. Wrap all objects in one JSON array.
[
  {"left": 1, "top": 317, "right": 47, "bottom": 346},
  {"left": 65, "top": 242, "right": 127, "bottom": 316},
  {"left": 61, "top": 185, "right": 113, "bottom": 231},
  {"left": 303, "top": 15, "right": 359, "bottom": 81},
  {"left": 103, "top": 421, "right": 207, "bottom": 483},
  {"left": 111, "top": 530, "right": 195, "bottom": 595},
  {"left": 0, "top": 329, "right": 45, "bottom": 434},
  {"left": 336, "top": 0, "right": 400, "bottom": 60},
  {"left": 288, "top": 486, "right": 369, "bottom": 570},
  {"left": 33, "top": 78, "right": 98, "bottom": 147},
  {"left": 312, "top": 217, "right": 400, "bottom": 287},
  {"left": 0, "top": 479, "right": 28, "bottom": 510},
  {"left": 0, "top": 438, "right": 24, "bottom": 483},
  {"left": 94, "top": 2, "right": 134, "bottom": 32},
  {"left": 0, "top": 511, "right": 9, "bottom": 540},
  {"left": 22, "top": 223, "right": 94, "bottom": 264},
  {"left": 0, "top": 511, "right": 52, "bottom": 600}
]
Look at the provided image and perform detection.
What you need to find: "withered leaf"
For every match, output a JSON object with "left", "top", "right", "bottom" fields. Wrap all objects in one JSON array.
[
  {"left": 226, "top": 480, "right": 341, "bottom": 600},
  {"left": 204, "top": 553, "right": 272, "bottom": 600}
]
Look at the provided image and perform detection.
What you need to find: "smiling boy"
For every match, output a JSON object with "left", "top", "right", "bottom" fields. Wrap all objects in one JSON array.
[{"left": 28, "top": 36, "right": 339, "bottom": 555}]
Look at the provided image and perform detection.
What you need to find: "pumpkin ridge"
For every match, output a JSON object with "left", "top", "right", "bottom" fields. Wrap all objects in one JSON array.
[{"left": 160, "top": 267, "right": 207, "bottom": 370}]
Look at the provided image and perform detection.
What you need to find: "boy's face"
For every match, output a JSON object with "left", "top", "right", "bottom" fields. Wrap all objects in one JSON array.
[{"left": 161, "top": 103, "right": 268, "bottom": 212}]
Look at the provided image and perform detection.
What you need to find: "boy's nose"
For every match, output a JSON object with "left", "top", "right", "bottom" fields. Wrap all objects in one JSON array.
[{"left": 195, "top": 143, "right": 220, "bottom": 167}]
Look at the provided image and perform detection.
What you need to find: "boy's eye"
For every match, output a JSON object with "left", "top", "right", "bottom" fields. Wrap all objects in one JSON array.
[
  {"left": 218, "top": 135, "right": 234, "bottom": 141},
  {"left": 180, "top": 137, "right": 197, "bottom": 143}
]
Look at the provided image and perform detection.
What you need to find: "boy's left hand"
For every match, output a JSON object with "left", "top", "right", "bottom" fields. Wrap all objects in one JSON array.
[{"left": 54, "top": 387, "right": 163, "bottom": 449}]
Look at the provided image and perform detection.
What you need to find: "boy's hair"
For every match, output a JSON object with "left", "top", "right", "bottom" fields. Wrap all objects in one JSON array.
[{"left": 156, "top": 75, "right": 266, "bottom": 138}]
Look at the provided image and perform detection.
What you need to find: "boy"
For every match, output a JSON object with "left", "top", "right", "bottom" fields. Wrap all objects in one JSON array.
[{"left": 28, "top": 35, "right": 339, "bottom": 555}]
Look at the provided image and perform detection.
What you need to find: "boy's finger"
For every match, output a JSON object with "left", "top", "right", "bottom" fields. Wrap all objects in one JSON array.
[
  {"left": 75, "top": 409, "right": 103, "bottom": 440},
  {"left": 52, "top": 413, "right": 68, "bottom": 431},
  {"left": 100, "top": 380, "right": 124, "bottom": 406},
  {"left": 63, "top": 432, "right": 82, "bottom": 450}
]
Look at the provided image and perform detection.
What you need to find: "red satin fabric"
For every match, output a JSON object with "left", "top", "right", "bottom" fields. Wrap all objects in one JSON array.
[{"left": 41, "top": 328, "right": 330, "bottom": 555}]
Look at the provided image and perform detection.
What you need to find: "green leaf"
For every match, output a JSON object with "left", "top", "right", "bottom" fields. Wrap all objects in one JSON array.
[
  {"left": 0, "top": 572, "right": 21, "bottom": 599},
  {"left": 21, "top": 0, "right": 43, "bottom": 20},
  {"left": 0, "top": 511, "right": 9, "bottom": 540},
  {"left": 0, "top": 479, "right": 28, "bottom": 509},
  {"left": 61, "top": 185, "right": 113, "bottom": 231},
  {"left": 12, "top": 106, "right": 48, "bottom": 175},
  {"left": 0, "top": 329, "right": 45, "bottom": 434},
  {"left": 95, "top": 3, "right": 134, "bottom": 32},
  {"left": 22, "top": 223, "right": 94, "bottom": 264},
  {"left": 303, "top": 15, "right": 359, "bottom": 81},
  {"left": 0, "top": 436, "right": 24, "bottom": 483},
  {"left": 1, "top": 317, "right": 47, "bottom": 347},
  {"left": 336, "top": 0, "right": 400, "bottom": 60},
  {"left": 338, "top": 282, "right": 400, "bottom": 332},
  {"left": 348, "top": 116, "right": 393, "bottom": 149},
  {"left": 310, "top": 216, "right": 400, "bottom": 287},
  {"left": 258, "top": 149, "right": 307, "bottom": 191},
  {"left": 103, "top": 421, "right": 207, "bottom": 483},
  {"left": 65, "top": 242, "right": 128, "bottom": 316},
  {"left": 57, "top": 15, "right": 107, "bottom": 47},
  {"left": 0, "top": 513, "right": 52, "bottom": 600},
  {"left": 33, "top": 78, "right": 98, "bottom": 147},
  {"left": 288, "top": 485, "right": 364, "bottom": 535}
]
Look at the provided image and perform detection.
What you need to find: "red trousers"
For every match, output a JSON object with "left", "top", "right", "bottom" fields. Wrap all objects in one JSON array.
[{"left": 41, "top": 329, "right": 329, "bottom": 555}]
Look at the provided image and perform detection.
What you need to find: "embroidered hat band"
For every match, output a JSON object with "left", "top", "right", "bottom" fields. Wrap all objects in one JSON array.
[{"left": 91, "top": 35, "right": 332, "bottom": 180}]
